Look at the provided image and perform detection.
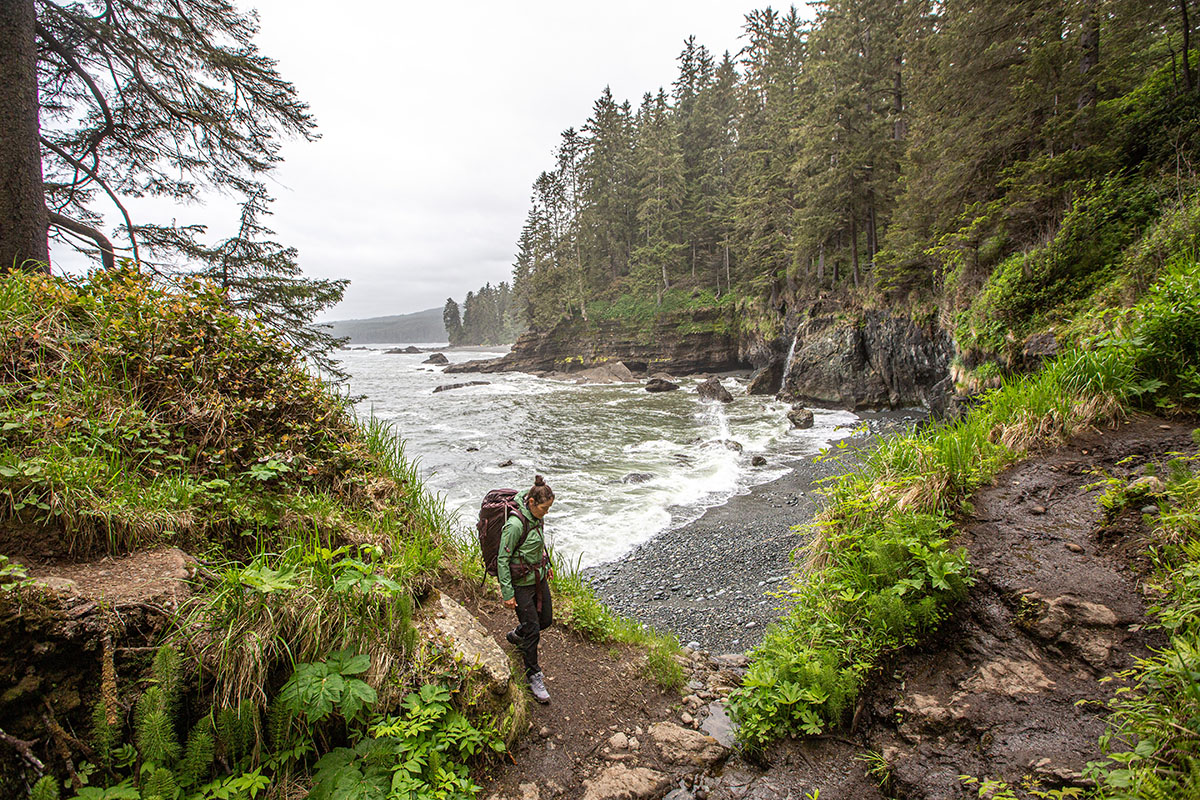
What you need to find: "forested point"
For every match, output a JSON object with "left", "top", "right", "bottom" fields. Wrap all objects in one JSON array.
[{"left": 508, "top": 0, "right": 1200, "bottom": 366}]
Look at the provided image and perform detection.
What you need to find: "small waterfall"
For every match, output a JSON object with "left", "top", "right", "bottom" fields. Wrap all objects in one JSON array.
[{"left": 779, "top": 330, "right": 800, "bottom": 391}]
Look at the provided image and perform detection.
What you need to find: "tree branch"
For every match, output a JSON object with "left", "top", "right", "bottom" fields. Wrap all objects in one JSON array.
[
  {"left": 35, "top": 21, "right": 116, "bottom": 158},
  {"left": 0, "top": 726, "right": 45, "bottom": 773},
  {"left": 48, "top": 211, "right": 115, "bottom": 270},
  {"left": 40, "top": 137, "right": 140, "bottom": 265}
]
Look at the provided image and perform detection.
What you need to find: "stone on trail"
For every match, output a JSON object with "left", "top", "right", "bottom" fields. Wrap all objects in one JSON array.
[
  {"left": 700, "top": 701, "right": 737, "bottom": 748},
  {"left": 582, "top": 764, "right": 672, "bottom": 800},
  {"left": 425, "top": 592, "right": 510, "bottom": 694},
  {"left": 649, "top": 722, "right": 729, "bottom": 768}
]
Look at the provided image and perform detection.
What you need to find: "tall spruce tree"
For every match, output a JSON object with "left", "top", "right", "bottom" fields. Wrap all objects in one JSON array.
[{"left": 0, "top": 0, "right": 339, "bottom": 362}]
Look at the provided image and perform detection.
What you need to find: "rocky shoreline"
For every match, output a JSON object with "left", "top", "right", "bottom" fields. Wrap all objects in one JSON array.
[{"left": 583, "top": 410, "right": 924, "bottom": 655}]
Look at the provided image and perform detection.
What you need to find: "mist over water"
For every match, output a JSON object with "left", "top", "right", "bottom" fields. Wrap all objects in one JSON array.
[{"left": 336, "top": 346, "right": 858, "bottom": 568}]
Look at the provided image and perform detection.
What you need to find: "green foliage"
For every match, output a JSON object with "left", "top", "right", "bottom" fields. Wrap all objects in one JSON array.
[
  {"left": 549, "top": 554, "right": 684, "bottom": 690},
  {"left": 957, "top": 176, "right": 1161, "bottom": 357},
  {"left": 959, "top": 774, "right": 1083, "bottom": 799},
  {"left": 1084, "top": 448, "right": 1200, "bottom": 798},
  {"left": 307, "top": 685, "right": 505, "bottom": 800},
  {"left": 31, "top": 776, "right": 60, "bottom": 800},
  {"left": 1127, "top": 261, "right": 1200, "bottom": 404},
  {"left": 277, "top": 651, "right": 377, "bottom": 724}
]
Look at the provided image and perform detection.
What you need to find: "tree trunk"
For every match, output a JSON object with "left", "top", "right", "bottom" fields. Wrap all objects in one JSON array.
[
  {"left": 1077, "top": 1, "right": 1100, "bottom": 109},
  {"left": 850, "top": 214, "right": 860, "bottom": 289},
  {"left": 817, "top": 243, "right": 825, "bottom": 286},
  {"left": 0, "top": 0, "right": 49, "bottom": 273},
  {"left": 1183, "top": 0, "right": 1195, "bottom": 93}
]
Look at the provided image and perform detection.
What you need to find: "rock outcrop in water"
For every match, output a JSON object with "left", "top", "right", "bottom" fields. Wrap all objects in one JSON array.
[
  {"left": 777, "top": 310, "right": 954, "bottom": 411},
  {"left": 444, "top": 310, "right": 742, "bottom": 377}
]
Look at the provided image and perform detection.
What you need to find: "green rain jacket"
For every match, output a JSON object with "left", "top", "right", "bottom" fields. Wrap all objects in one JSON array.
[{"left": 496, "top": 488, "right": 547, "bottom": 601}]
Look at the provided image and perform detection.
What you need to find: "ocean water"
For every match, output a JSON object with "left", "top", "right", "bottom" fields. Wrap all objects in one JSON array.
[{"left": 335, "top": 345, "right": 859, "bottom": 568}]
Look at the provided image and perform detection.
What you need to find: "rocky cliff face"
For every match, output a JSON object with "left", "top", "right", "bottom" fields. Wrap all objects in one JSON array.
[
  {"left": 445, "top": 309, "right": 743, "bottom": 376},
  {"left": 445, "top": 305, "right": 955, "bottom": 412},
  {"left": 777, "top": 311, "right": 954, "bottom": 411}
]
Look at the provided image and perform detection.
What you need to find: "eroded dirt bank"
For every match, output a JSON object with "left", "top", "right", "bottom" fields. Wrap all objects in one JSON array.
[{"left": 475, "top": 416, "right": 1196, "bottom": 799}]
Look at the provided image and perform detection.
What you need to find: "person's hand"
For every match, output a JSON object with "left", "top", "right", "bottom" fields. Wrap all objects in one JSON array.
[{"left": 504, "top": 598, "right": 517, "bottom": 609}]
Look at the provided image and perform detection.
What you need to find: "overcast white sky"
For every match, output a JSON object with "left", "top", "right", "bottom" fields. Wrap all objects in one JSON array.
[{"left": 61, "top": 1, "right": 771, "bottom": 321}]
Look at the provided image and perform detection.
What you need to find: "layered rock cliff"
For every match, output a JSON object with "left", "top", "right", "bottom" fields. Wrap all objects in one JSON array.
[
  {"left": 445, "top": 305, "right": 956, "bottom": 412},
  {"left": 776, "top": 311, "right": 955, "bottom": 411},
  {"left": 445, "top": 308, "right": 743, "bottom": 376}
]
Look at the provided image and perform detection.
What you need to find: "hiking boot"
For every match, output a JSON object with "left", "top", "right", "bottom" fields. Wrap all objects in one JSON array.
[
  {"left": 506, "top": 629, "right": 522, "bottom": 646},
  {"left": 528, "top": 671, "right": 550, "bottom": 704}
]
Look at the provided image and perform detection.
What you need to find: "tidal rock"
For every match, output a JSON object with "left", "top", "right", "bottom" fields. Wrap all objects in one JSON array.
[
  {"left": 722, "top": 440, "right": 743, "bottom": 453},
  {"left": 423, "top": 352, "right": 449, "bottom": 365},
  {"left": 433, "top": 381, "right": 489, "bottom": 394},
  {"left": 622, "top": 472, "right": 654, "bottom": 484},
  {"left": 746, "top": 359, "right": 783, "bottom": 396},
  {"left": 787, "top": 406, "right": 814, "bottom": 429},
  {"left": 777, "top": 311, "right": 953, "bottom": 410},
  {"left": 697, "top": 377, "right": 733, "bottom": 403},
  {"left": 571, "top": 361, "right": 637, "bottom": 384},
  {"left": 751, "top": 455, "right": 767, "bottom": 467},
  {"left": 646, "top": 378, "right": 680, "bottom": 393},
  {"left": 386, "top": 346, "right": 423, "bottom": 354}
]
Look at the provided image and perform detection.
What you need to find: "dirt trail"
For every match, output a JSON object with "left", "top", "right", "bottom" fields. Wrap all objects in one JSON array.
[{"left": 474, "top": 416, "right": 1197, "bottom": 799}]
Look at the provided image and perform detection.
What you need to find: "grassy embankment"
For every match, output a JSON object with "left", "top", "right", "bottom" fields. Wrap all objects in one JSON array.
[
  {"left": 727, "top": 174, "right": 1200, "bottom": 798},
  {"left": 0, "top": 267, "right": 676, "bottom": 800}
]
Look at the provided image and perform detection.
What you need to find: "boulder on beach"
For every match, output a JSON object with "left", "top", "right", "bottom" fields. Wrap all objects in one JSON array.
[
  {"left": 433, "top": 381, "right": 489, "bottom": 394},
  {"left": 423, "top": 352, "right": 449, "bottom": 365},
  {"left": 746, "top": 360, "right": 783, "bottom": 396},
  {"left": 788, "top": 405, "right": 814, "bottom": 429},
  {"left": 697, "top": 376, "right": 733, "bottom": 403},
  {"left": 645, "top": 378, "right": 679, "bottom": 393}
]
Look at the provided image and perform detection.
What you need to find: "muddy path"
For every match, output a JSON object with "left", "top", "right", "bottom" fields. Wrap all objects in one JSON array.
[{"left": 473, "top": 416, "right": 1197, "bottom": 800}]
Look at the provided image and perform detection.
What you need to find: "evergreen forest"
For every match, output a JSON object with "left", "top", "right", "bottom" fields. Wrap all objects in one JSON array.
[{"left": 510, "top": 0, "right": 1200, "bottom": 362}]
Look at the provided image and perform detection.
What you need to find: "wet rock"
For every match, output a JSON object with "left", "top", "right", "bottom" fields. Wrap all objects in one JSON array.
[
  {"left": 582, "top": 764, "right": 671, "bottom": 800},
  {"left": 433, "top": 381, "right": 489, "bottom": 393},
  {"left": 787, "top": 406, "right": 814, "bottom": 429},
  {"left": 699, "top": 701, "right": 736, "bottom": 748},
  {"left": 722, "top": 440, "right": 743, "bottom": 453},
  {"left": 646, "top": 378, "right": 680, "bottom": 393},
  {"left": 386, "top": 346, "right": 422, "bottom": 354},
  {"left": 423, "top": 352, "right": 449, "bottom": 365},
  {"left": 572, "top": 361, "right": 637, "bottom": 385},
  {"left": 697, "top": 377, "right": 734, "bottom": 404},
  {"left": 751, "top": 455, "right": 767, "bottom": 467},
  {"left": 746, "top": 360, "right": 783, "bottom": 396},
  {"left": 498, "top": 460, "right": 514, "bottom": 468},
  {"left": 623, "top": 473, "right": 654, "bottom": 484},
  {"left": 649, "top": 722, "right": 729, "bottom": 768}
]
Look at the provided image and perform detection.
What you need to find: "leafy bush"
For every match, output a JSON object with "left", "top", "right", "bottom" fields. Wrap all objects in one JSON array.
[{"left": 1085, "top": 441, "right": 1200, "bottom": 798}]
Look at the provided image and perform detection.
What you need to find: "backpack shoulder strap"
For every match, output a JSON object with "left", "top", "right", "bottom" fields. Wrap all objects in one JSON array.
[{"left": 511, "top": 503, "right": 534, "bottom": 553}]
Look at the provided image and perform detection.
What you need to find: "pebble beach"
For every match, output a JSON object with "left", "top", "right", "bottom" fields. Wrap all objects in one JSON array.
[{"left": 583, "top": 410, "right": 923, "bottom": 655}]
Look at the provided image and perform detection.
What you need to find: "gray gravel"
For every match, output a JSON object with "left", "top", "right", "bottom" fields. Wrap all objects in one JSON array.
[{"left": 583, "top": 410, "right": 923, "bottom": 655}]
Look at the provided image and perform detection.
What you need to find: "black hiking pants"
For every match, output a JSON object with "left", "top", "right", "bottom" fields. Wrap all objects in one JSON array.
[{"left": 513, "top": 579, "right": 553, "bottom": 676}]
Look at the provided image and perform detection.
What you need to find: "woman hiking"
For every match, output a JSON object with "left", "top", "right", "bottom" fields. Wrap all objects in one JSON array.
[{"left": 497, "top": 475, "right": 555, "bottom": 704}]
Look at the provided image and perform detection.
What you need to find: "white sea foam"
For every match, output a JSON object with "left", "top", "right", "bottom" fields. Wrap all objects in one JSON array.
[{"left": 336, "top": 347, "right": 863, "bottom": 569}]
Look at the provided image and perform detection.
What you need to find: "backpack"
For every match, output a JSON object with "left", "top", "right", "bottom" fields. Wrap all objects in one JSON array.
[{"left": 477, "top": 488, "right": 532, "bottom": 578}]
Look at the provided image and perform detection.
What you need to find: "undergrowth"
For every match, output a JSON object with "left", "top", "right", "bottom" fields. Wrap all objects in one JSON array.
[
  {"left": 729, "top": 259, "right": 1200, "bottom": 752},
  {"left": 1083, "top": 434, "right": 1200, "bottom": 799}
]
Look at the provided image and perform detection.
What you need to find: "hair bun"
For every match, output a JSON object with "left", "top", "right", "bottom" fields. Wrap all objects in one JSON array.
[{"left": 533, "top": 474, "right": 545, "bottom": 486}]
